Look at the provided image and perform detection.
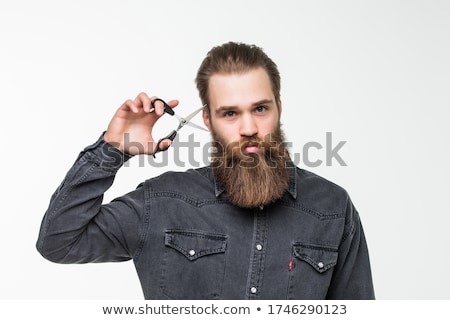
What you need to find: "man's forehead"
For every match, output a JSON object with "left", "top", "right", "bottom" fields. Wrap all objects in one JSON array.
[{"left": 208, "top": 68, "right": 274, "bottom": 108}]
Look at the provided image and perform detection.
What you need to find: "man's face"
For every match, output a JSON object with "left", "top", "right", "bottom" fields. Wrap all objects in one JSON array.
[
  {"left": 202, "top": 67, "right": 282, "bottom": 149},
  {"left": 202, "top": 67, "right": 289, "bottom": 209}
]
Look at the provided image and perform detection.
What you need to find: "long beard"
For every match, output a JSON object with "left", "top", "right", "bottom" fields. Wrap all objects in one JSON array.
[{"left": 211, "top": 127, "right": 291, "bottom": 209}]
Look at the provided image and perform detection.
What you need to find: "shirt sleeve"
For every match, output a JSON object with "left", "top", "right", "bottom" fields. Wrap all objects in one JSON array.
[
  {"left": 36, "top": 134, "right": 146, "bottom": 263},
  {"left": 326, "top": 197, "right": 376, "bottom": 299}
]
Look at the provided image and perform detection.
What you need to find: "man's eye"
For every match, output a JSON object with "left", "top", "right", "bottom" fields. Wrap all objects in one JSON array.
[
  {"left": 255, "top": 105, "right": 267, "bottom": 113},
  {"left": 224, "top": 111, "right": 236, "bottom": 117}
]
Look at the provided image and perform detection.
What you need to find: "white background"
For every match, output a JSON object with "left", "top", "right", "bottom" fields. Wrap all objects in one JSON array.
[{"left": 1, "top": 0, "right": 449, "bottom": 300}]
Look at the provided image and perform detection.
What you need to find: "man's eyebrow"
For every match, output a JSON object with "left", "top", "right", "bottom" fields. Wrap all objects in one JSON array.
[
  {"left": 215, "top": 105, "right": 238, "bottom": 115},
  {"left": 252, "top": 99, "right": 275, "bottom": 107},
  {"left": 215, "top": 99, "right": 275, "bottom": 114}
]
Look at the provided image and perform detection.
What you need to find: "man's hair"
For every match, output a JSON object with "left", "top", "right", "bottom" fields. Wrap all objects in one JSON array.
[{"left": 195, "top": 42, "right": 281, "bottom": 111}]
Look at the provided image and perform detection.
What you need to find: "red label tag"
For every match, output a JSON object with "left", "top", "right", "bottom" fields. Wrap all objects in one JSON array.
[{"left": 288, "top": 259, "right": 293, "bottom": 271}]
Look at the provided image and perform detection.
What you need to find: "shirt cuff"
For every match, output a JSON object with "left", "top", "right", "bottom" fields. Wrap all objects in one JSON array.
[{"left": 81, "top": 132, "right": 134, "bottom": 170}]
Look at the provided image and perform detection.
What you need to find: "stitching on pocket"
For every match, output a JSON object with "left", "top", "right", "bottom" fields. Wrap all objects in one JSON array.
[
  {"left": 164, "top": 229, "right": 227, "bottom": 261},
  {"left": 292, "top": 243, "right": 338, "bottom": 273}
]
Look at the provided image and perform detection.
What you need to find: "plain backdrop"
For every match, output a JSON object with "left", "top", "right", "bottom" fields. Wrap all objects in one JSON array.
[{"left": 1, "top": 0, "right": 449, "bottom": 300}]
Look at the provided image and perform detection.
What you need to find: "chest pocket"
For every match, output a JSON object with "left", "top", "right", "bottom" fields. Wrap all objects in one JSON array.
[
  {"left": 287, "top": 243, "right": 338, "bottom": 299},
  {"left": 160, "top": 229, "right": 227, "bottom": 299},
  {"left": 293, "top": 244, "right": 338, "bottom": 273}
]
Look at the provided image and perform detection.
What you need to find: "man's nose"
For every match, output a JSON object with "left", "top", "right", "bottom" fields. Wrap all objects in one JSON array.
[{"left": 239, "top": 114, "right": 258, "bottom": 137}]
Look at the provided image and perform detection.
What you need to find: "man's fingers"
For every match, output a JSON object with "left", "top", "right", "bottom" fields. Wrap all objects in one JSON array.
[
  {"left": 166, "top": 99, "right": 179, "bottom": 108},
  {"left": 122, "top": 94, "right": 179, "bottom": 117},
  {"left": 123, "top": 99, "right": 139, "bottom": 113},
  {"left": 151, "top": 98, "right": 165, "bottom": 116},
  {"left": 153, "top": 139, "right": 173, "bottom": 154},
  {"left": 150, "top": 98, "right": 179, "bottom": 116},
  {"left": 135, "top": 92, "right": 152, "bottom": 113}
]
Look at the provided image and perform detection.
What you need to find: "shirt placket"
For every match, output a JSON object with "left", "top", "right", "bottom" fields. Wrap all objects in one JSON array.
[{"left": 246, "top": 205, "right": 268, "bottom": 299}]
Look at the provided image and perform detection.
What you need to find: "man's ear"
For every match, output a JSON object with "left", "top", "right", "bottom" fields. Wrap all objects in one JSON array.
[
  {"left": 202, "top": 108, "right": 211, "bottom": 131},
  {"left": 277, "top": 98, "right": 283, "bottom": 120},
  {"left": 277, "top": 98, "right": 283, "bottom": 114}
]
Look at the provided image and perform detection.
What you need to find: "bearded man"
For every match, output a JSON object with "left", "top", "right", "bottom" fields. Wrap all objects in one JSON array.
[{"left": 37, "top": 42, "right": 375, "bottom": 299}]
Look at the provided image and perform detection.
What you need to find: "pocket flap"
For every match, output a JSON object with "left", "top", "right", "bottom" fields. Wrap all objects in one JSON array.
[
  {"left": 164, "top": 229, "right": 227, "bottom": 261},
  {"left": 293, "top": 244, "right": 338, "bottom": 273}
]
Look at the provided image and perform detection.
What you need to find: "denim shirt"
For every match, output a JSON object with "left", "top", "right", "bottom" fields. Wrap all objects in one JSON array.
[{"left": 36, "top": 135, "right": 375, "bottom": 300}]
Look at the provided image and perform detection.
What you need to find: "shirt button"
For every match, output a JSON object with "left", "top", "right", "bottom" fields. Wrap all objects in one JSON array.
[
  {"left": 189, "top": 250, "right": 196, "bottom": 256},
  {"left": 256, "top": 244, "right": 263, "bottom": 251},
  {"left": 250, "top": 287, "right": 257, "bottom": 294},
  {"left": 318, "top": 262, "right": 324, "bottom": 269}
]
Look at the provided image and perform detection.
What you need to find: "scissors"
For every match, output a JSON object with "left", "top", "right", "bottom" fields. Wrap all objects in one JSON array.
[{"left": 150, "top": 98, "right": 207, "bottom": 157}]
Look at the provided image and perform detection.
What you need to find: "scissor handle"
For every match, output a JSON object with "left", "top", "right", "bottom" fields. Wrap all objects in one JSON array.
[
  {"left": 151, "top": 98, "right": 175, "bottom": 116},
  {"left": 152, "top": 130, "right": 177, "bottom": 158}
]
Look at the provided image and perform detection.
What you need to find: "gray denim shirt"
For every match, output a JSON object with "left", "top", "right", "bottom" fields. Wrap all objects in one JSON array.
[{"left": 36, "top": 135, "right": 375, "bottom": 299}]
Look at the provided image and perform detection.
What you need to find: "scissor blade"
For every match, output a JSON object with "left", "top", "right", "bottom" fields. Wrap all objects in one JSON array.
[
  {"left": 183, "top": 106, "right": 204, "bottom": 123},
  {"left": 175, "top": 106, "right": 205, "bottom": 130},
  {"left": 185, "top": 121, "right": 209, "bottom": 132}
]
